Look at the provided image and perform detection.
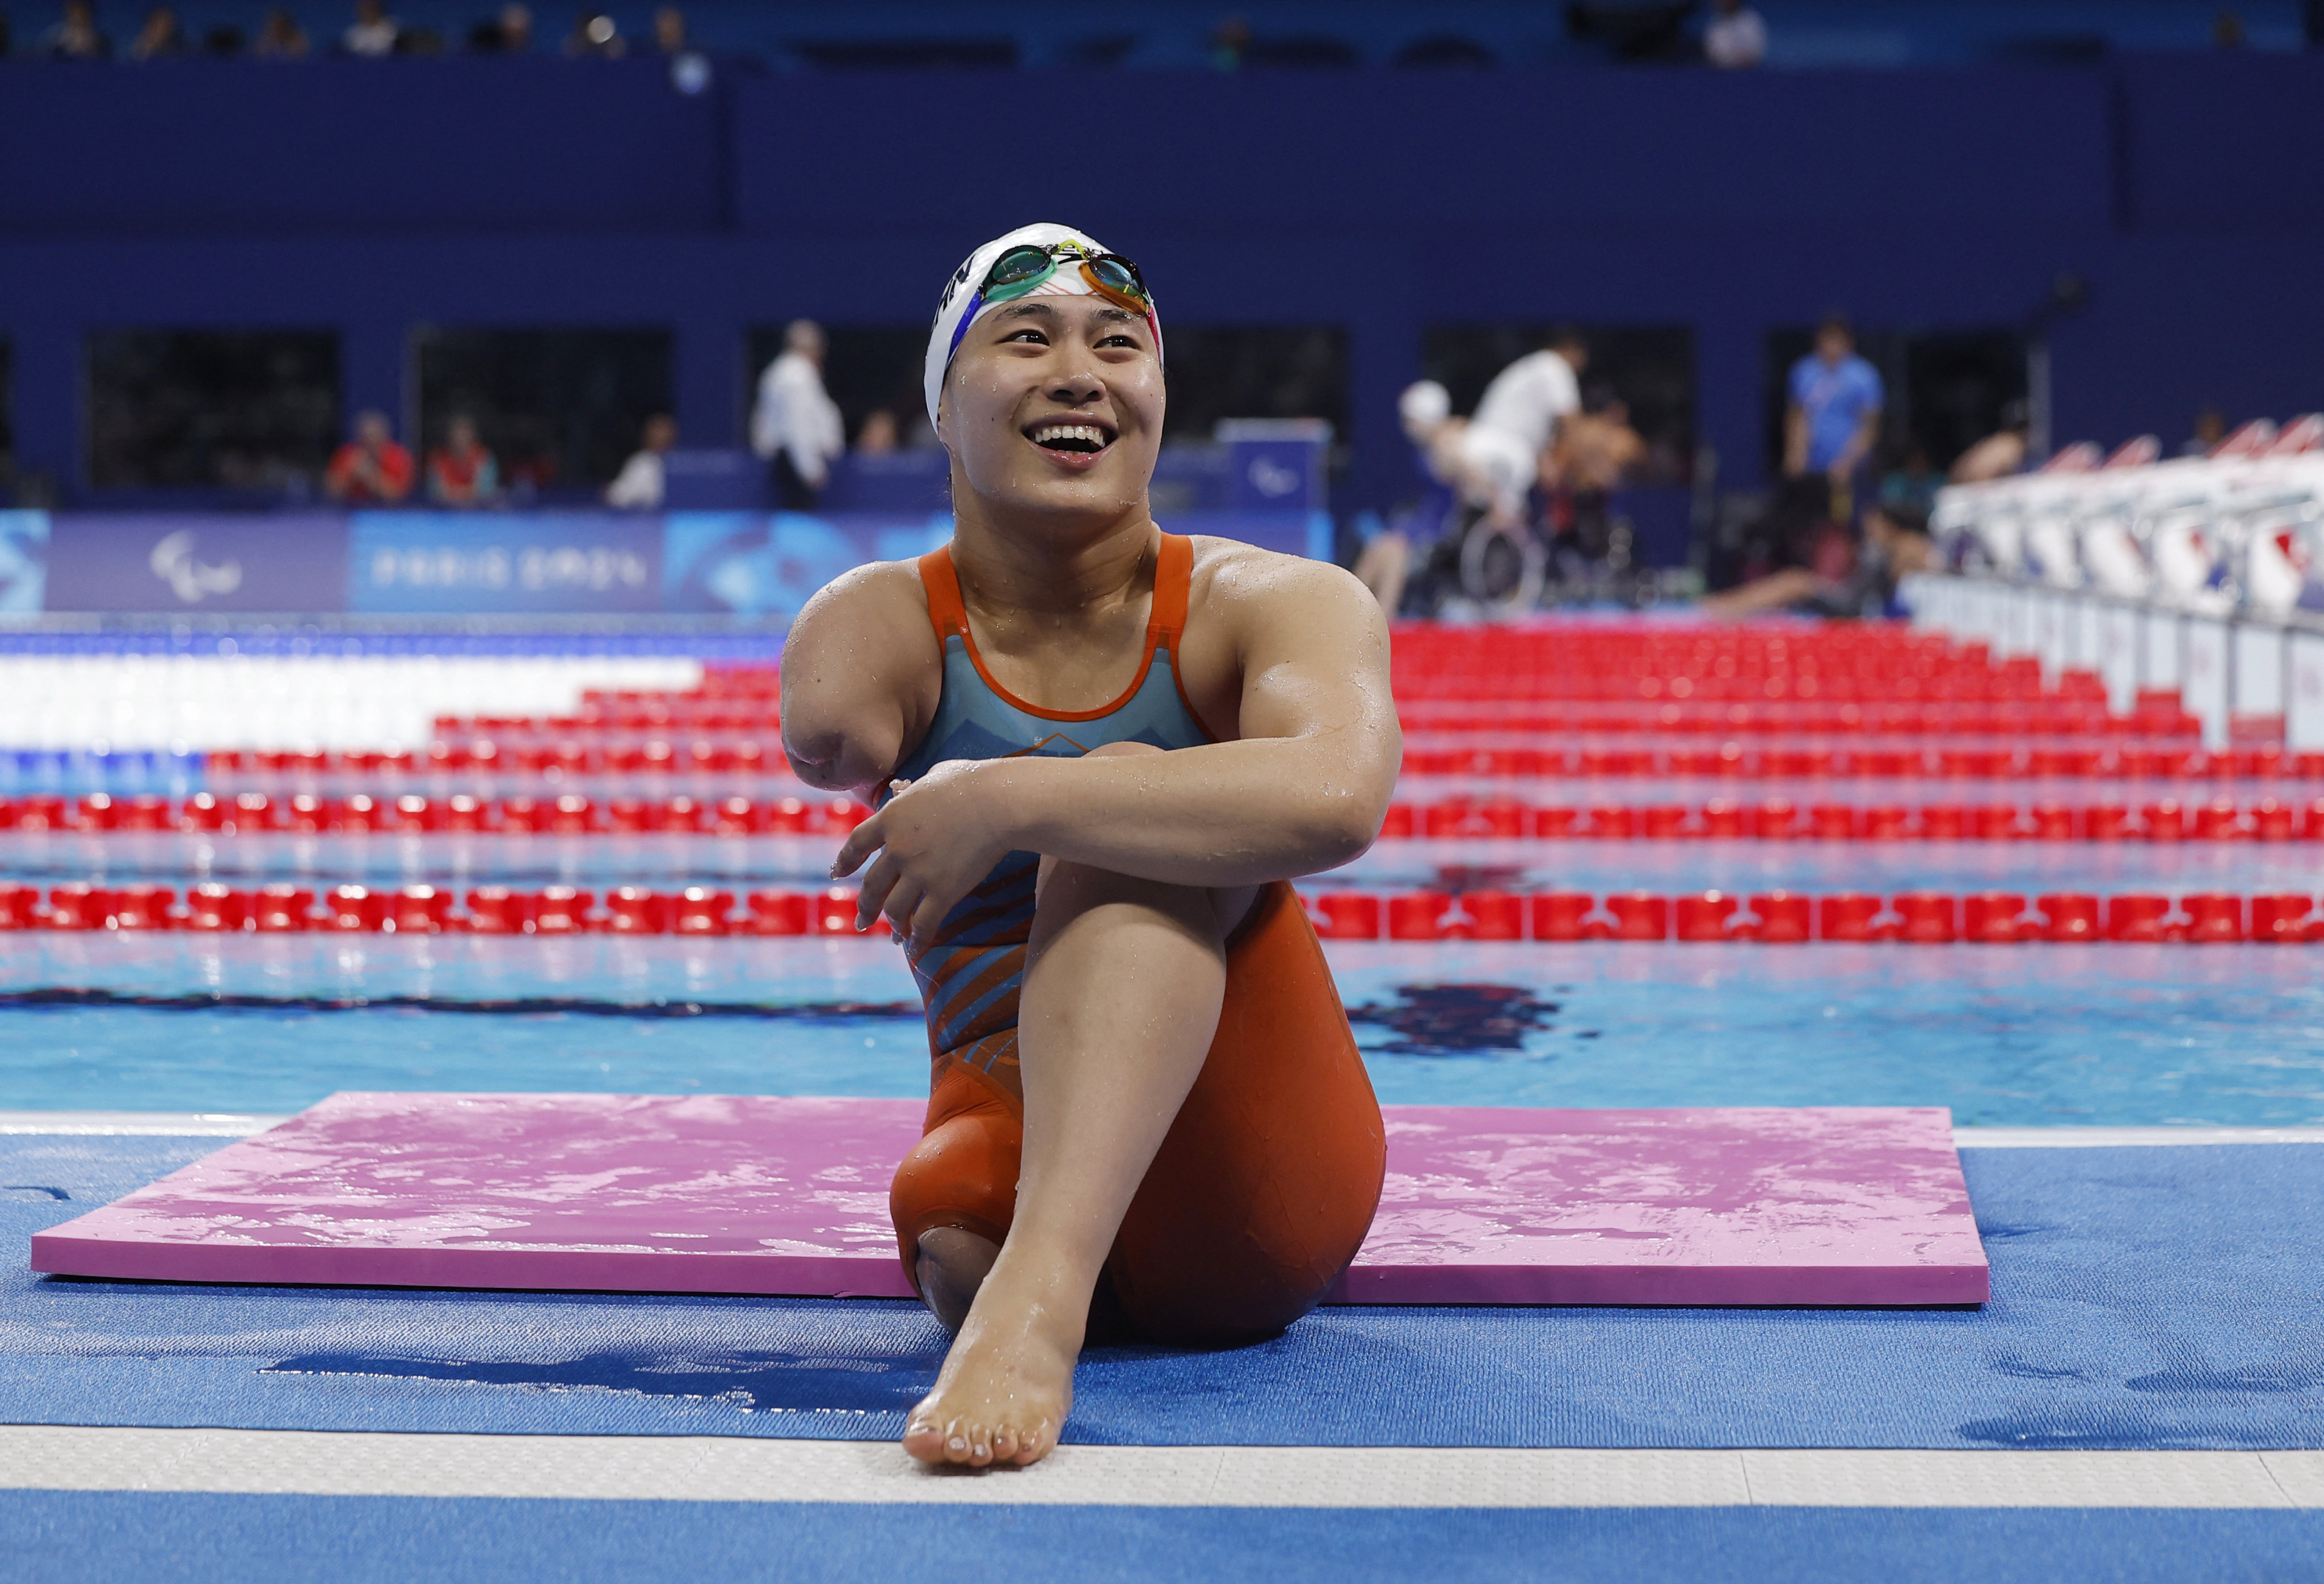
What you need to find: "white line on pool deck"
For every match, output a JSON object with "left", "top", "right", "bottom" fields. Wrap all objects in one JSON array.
[
  {"left": 0, "top": 1427, "right": 2317, "bottom": 1509},
  {"left": 9, "top": 1112, "right": 2324, "bottom": 1147},
  {"left": 0, "top": 1112, "right": 289, "bottom": 1136},
  {"left": 1953, "top": 1125, "right": 2324, "bottom": 1147}
]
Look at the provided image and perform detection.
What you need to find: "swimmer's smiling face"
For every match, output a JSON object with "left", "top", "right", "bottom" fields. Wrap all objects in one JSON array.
[{"left": 938, "top": 295, "right": 1163, "bottom": 525}]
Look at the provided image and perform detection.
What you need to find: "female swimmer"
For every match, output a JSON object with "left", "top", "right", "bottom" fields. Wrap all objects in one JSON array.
[{"left": 780, "top": 223, "right": 1401, "bottom": 1468}]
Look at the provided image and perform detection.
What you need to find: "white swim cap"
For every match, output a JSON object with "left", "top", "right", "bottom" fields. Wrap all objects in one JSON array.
[
  {"left": 923, "top": 221, "right": 1162, "bottom": 431},
  {"left": 1399, "top": 379, "right": 1451, "bottom": 437}
]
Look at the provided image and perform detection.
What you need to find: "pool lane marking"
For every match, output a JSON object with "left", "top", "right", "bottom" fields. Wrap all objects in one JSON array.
[
  {"left": 9, "top": 1113, "right": 2324, "bottom": 1147},
  {"left": 0, "top": 1427, "right": 2315, "bottom": 1509}
]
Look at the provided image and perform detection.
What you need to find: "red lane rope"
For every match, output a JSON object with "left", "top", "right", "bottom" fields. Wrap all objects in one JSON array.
[
  {"left": 0, "top": 881, "right": 857, "bottom": 938},
  {"left": 199, "top": 739, "right": 2311, "bottom": 782},
  {"left": 9, "top": 791, "right": 2322, "bottom": 842},
  {"left": 3, "top": 882, "right": 2314, "bottom": 945},
  {"left": 0, "top": 792, "right": 873, "bottom": 837},
  {"left": 1302, "top": 888, "right": 2311, "bottom": 943},
  {"left": 1385, "top": 795, "right": 2317, "bottom": 841}
]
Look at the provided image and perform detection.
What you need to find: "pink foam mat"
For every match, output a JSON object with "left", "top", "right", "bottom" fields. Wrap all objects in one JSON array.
[{"left": 30, "top": 1095, "right": 1988, "bottom": 1307}]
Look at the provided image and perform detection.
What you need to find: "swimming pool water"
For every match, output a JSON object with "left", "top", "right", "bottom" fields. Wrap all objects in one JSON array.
[{"left": 3, "top": 937, "right": 2319, "bottom": 1127}]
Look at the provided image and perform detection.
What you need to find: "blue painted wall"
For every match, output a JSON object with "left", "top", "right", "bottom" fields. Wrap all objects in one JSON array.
[{"left": 0, "top": 57, "right": 2319, "bottom": 513}]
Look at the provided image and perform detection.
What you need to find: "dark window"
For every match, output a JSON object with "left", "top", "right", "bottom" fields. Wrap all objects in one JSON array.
[
  {"left": 1424, "top": 323, "right": 1695, "bottom": 486},
  {"left": 1763, "top": 327, "right": 2024, "bottom": 475},
  {"left": 746, "top": 325, "right": 931, "bottom": 449},
  {"left": 1393, "top": 33, "right": 1497, "bottom": 67},
  {"left": 83, "top": 330, "right": 339, "bottom": 491},
  {"left": 1161, "top": 326, "right": 1348, "bottom": 442},
  {"left": 787, "top": 37, "right": 1018, "bottom": 69},
  {"left": 414, "top": 327, "right": 673, "bottom": 493},
  {"left": 1239, "top": 35, "right": 1360, "bottom": 68}
]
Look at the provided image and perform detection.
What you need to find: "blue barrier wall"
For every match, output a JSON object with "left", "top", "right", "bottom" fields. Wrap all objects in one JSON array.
[
  {"left": 0, "top": 58, "right": 2319, "bottom": 516},
  {"left": 5, "top": 509, "right": 1329, "bottom": 622}
]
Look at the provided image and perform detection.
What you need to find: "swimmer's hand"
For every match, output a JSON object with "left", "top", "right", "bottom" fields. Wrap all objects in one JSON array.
[{"left": 831, "top": 758, "right": 1014, "bottom": 945}]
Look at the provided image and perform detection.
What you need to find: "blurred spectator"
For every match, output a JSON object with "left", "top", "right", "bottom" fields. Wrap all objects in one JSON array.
[
  {"left": 127, "top": 4, "right": 183, "bottom": 57},
  {"left": 1783, "top": 313, "right": 1883, "bottom": 516},
  {"left": 1703, "top": 0, "right": 1766, "bottom": 67},
  {"left": 1877, "top": 441, "right": 1941, "bottom": 518},
  {"left": 652, "top": 4, "right": 683, "bottom": 52},
  {"left": 566, "top": 6, "right": 623, "bottom": 55},
  {"left": 2182, "top": 406, "right": 2228, "bottom": 457},
  {"left": 1542, "top": 393, "right": 1644, "bottom": 571},
  {"left": 427, "top": 416, "right": 500, "bottom": 507},
  {"left": 505, "top": 2, "right": 534, "bottom": 48},
  {"left": 343, "top": 0, "right": 397, "bottom": 56},
  {"left": 253, "top": 6, "right": 308, "bottom": 55},
  {"left": 323, "top": 410, "right": 415, "bottom": 504},
  {"left": 1548, "top": 395, "right": 1644, "bottom": 494},
  {"left": 751, "top": 321, "right": 844, "bottom": 510},
  {"left": 41, "top": 0, "right": 112, "bottom": 58},
  {"left": 854, "top": 409, "right": 899, "bottom": 454},
  {"left": 1948, "top": 399, "right": 2030, "bottom": 483},
  {"left": 468, "top": 2, "right": 531, "bottom": 52},
  {"left": 1702, "top": 503, "right": 1934, "bottom": 620},
  {"left": 2213, "top": 9, "right": 2247, "bottom": 47},
  {"left": 200, "top": 20, "right": 245, "bottom": 53},
  {"left": 1209, "top": 15, "right": 1250, "bottom": 69},
  {"left": 604, "top": 414, "right": 675, "bottom": 509},
  {"left": 1402, "top": 331, "right": 1586, "bottom": 529}
]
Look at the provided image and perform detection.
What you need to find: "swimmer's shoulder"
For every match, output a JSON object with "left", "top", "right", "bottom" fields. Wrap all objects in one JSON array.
[
  {"left": 1175, "top": 536, "right": 1390, "bottom": 737},
  {"left": 1181, "top": 534, "right": 1384, "bottom": 637},
  {"left": 786, "top": 556, "right": 938, "bottom": 671},
  {"left": 780, "top": 557, "right": 944, "bottom": 789}
]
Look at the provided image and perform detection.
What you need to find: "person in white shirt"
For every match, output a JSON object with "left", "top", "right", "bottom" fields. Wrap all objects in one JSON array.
[
  {"left": 1402, "top": 331, "right": 1587, "bottom": 528},
  {"left": 1704, "top": 0, "right": 1766, "bottom": 68},
  {"left": 750, "top": 320, "right": 845, "bottom": 510},
  {"left": 342, "top": 0, "right": 398, "bottom": 56},
  {"left": 604, "top": 414, "right": 676, "bottom": 510}
]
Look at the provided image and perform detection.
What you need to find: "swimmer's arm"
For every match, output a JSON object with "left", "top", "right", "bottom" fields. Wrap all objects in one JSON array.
[
  {"left": 778, "top": 562, "right": 937, "bottom": 797},
  {"left": 837, "top": 555, "right": 1399, "bottom": 933}
]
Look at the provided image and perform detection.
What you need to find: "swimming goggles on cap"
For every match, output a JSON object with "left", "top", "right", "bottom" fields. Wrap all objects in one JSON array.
[
  {"left": 980, "top": 241, "right": 1152, "bottom": 315},
  {"left": 944, "top": 242, "right": 1155, "bottom": 365}
]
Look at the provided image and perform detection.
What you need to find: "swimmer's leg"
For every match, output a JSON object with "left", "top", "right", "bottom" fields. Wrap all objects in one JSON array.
[
  {"left": 1354, "top": 530, "right": 1411, "bottom": 616},
  {"left": 903, "top": 741, "right": 1253, "bottom": 1469}
]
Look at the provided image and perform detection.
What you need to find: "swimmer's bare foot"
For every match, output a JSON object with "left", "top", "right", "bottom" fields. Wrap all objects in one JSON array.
[{"left": 902, "top": 1252, "right": 1083, "bottom": 1468}]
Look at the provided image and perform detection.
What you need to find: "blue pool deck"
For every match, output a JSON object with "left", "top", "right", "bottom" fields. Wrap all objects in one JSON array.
[{"left": 7, "top": 851, "right": 2324, "bottom": 1578}]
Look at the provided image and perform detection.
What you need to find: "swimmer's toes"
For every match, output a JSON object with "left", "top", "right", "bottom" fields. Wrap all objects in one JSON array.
[{"left": 901, "top": 1416, "right": 952, "bottom": 1465}]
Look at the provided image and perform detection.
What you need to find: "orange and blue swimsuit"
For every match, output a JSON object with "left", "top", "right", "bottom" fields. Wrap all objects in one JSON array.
[{"left": 884, "top": 532, "right": 1386, "bottom": 1344}]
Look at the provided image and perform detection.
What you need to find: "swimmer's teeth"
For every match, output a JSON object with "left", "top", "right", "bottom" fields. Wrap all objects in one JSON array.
[{"left": 1030, "top": 423, "right": 1109, "bottom": 452}]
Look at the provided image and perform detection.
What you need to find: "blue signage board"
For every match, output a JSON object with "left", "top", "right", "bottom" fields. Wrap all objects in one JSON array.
[
  {"left": 664, "top": 511, "right": 952, "bottom": 622},
  {"left": 26, "top": 505, "right": 1329, "bottom": 621},
  {"left": 347, "top": 512, "right": 663, "bottom": 614},
  {"left": 0, "top": 512, "right": 48, "bottom": 615},
  {"left": 44, "top": 514, "right": 351, "bottom": 613}
]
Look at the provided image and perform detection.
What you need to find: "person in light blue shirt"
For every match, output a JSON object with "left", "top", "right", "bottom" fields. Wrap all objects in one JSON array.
[{"left": 1784, "top": 314, "right": 1883, "bottom": 500}]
